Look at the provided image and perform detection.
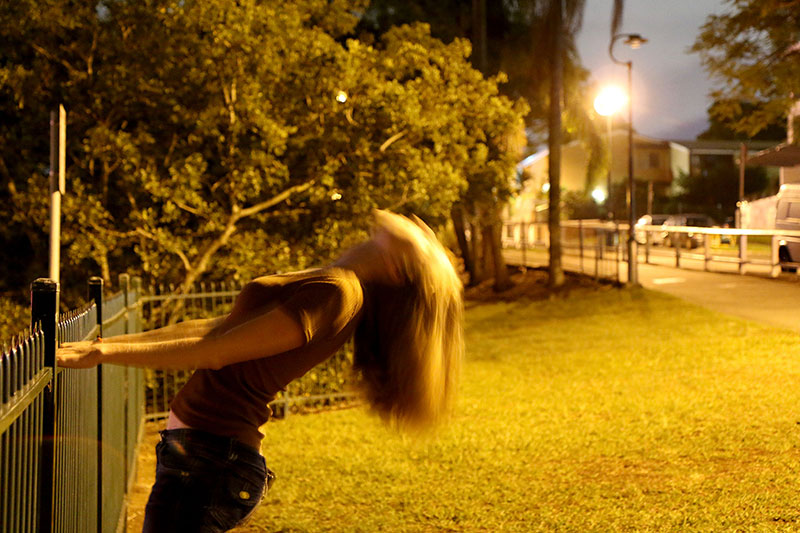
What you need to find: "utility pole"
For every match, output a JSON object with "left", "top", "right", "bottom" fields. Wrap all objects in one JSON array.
[{"left": 49, "top": 105, "right": 66, "bottom": 283}]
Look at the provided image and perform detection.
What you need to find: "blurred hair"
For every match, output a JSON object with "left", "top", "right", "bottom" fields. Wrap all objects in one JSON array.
[{"left": 352, "top": 210, "right": 464, "bottom": 430}]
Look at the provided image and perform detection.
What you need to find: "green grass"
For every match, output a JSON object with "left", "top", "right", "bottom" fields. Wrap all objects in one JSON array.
[
  {"left": 710, "top": 235, "right": 773, "bottom": 257},
  {"left": 241, "top": 288, "right": 800, "bottom": 532}
]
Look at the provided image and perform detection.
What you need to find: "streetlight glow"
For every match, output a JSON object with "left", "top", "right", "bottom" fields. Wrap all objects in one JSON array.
[
  {"left": 591, "top": 186, "right": 607, "bottom": 204},
  {"left": 593, "top": 86, "right": 627, "bottom": 117},
  {"left": 336, "top": 91, "right": 348, "bottom": 103}
]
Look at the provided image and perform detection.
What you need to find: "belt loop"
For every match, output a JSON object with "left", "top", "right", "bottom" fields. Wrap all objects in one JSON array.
[{"left": 228, "top": 438, "right": 238, "bottom": 461}]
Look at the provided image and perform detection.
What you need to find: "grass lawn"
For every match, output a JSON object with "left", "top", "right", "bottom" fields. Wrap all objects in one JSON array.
[{"left": 131, "top": 285, "right": 800, "bottom": 532}]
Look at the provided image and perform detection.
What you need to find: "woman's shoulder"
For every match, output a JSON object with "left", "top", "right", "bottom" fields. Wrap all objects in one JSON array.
[{"left": 251, "top": 267, "right": 362, "bottom": 301}]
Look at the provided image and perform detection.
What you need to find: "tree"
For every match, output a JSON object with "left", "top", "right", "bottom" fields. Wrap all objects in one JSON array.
[
  {"left": 0, "top": 0, "right": 525, "bottom": 319},
  {"left": 541, "top": 0, "right": 624, "bottom": 288},
  {"left": 669, "top": 164, "right": 774, "bottom": 223},
  {"left": 697, "top": 100, "right": 787, "bottom": 141},
  {"left": 691, "top": 0, "right": 800, "bottom": 137},
  {"left": 360, "top": 1, "right": 550, "bottom": 289}
]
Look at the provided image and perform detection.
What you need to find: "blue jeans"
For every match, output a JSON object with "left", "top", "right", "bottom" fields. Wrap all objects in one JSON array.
[{"left": 143, "top": 429, "right": 275, "bottom": 532}]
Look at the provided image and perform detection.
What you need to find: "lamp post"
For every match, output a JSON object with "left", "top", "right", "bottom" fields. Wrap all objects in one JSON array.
[
  {"left": 593, "top": 85, "right": 627, "bottom": 219},
  {"left": 609, "top": 32, "right": 647, "bottom": 285}
]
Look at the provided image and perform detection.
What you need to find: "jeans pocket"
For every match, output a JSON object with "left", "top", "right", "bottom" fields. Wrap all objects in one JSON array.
[
  {"left": 156, "top": 440, "right": 194, "bottom": 472},
  {"left": 206, "top": 472, "right": 266, "bottom": 529}
]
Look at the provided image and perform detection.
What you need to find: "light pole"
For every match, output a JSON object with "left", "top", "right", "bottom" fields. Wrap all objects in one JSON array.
[
  {"left": 593, "top": 85, "right": 627, "bottom": 219},
  {"left": 610, "top": 33, "right": 647, "bottom": 285}
]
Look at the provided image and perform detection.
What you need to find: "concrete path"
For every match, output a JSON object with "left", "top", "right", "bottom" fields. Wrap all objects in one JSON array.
[{"left": 504, "top": 248, "right": 800, "bottom": 334}]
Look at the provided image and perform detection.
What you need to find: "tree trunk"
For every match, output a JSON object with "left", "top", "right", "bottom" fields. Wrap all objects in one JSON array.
[
  {"left": 547, "top": 1, "right": 565, "bottom": 289},
  {"left": 450, "top": 203, "right": 475, "bottom": 284},
  {"left": 472, "top": 0, "right": 488, "bottom": 73},
  {"left": 487, "top": 208, "right": 513, "bottom": 291},
  {"left": 469, "top": 217, "right": 487, "bottom": 284},
  {"left": 480, "top": 223, "right": 495, "bottom": 280}
]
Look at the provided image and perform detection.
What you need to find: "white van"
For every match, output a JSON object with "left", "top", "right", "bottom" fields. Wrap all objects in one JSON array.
[{"left": 776, "top": 184, "right": 800, "bottom": 270}]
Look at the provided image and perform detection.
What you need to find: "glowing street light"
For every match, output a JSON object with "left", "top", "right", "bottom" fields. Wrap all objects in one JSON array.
[
  {"left": 336, "top": 91, "right": 348, "bottom": 103},
  {"left": 593, "top": 85, "right": 627, "bottom": 220},
  {"left": 591, "top": 186, "right": 607, "bottom": 205},
  {"left": 593, "top": 86, "right": 627, "bottom": 117}
]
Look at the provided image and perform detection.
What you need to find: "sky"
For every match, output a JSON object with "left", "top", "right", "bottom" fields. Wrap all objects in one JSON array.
[{"left": 575, "top": 0, "right": 730, "bottom": 141}]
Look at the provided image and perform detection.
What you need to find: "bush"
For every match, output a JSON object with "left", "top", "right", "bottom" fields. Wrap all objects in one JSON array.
[{"left": 0, "top": 296, "right": 30, "bottom": 342}]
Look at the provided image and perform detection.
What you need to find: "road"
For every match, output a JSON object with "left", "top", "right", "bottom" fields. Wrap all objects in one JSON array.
[{"left": 504, "top": 248, "right": 800, "bottom": 334}]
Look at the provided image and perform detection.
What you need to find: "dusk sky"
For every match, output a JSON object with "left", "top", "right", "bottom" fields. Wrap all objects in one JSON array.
[{"left": 576, "top": 0, "right": 730, "bottom": 141}]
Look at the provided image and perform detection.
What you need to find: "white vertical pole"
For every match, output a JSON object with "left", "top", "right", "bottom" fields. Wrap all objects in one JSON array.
[{"left": 48, "top": 105, "right": 66, "bottom": 283}]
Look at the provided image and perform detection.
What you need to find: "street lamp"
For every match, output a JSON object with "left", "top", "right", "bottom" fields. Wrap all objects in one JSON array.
[
  {"left": 593, "top": 85, "right": 627, "bottom": 218},
  {"left": 609, "top": 32, "right": 647, "bottom": 285}
]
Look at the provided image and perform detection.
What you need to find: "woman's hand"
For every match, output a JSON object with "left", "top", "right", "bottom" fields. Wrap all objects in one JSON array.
[{"left": 57, "top": 339, "right": 106, "bottom": 368}]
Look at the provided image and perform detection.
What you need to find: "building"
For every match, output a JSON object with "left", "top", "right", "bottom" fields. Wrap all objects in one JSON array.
[
  {"left": 510, "top": 131, "right": 685, "bottom": 225},
  {"left": 517, "top": 130, "right": 677, "bottom": 201},
  {"left": 506, "top": 100, "right": 800, "bottom": 231},
  {"left": 507, "top": 132, "right": 781, "bottom": 227}
]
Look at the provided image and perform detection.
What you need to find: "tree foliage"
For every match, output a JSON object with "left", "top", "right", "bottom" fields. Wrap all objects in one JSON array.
[
  {"left": 669, "top": 164, "right": 775, "bottom": 223},
  {"left": 697, "top": 100, "right": 787, "bottom": 141},
  {"left": 692, "top": 0, "right": 800, "bottom": 136},
  {"left": 0, "top": 0, "right": 525, "bottom": 311}
]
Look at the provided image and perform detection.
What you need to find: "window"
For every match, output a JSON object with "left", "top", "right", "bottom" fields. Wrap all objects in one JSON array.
[
  {"left": 648, "top": 152, "right": 660, "bottom": 169},
  {"left": 788, "top": 202, "right": 800, "bottom": 220}
]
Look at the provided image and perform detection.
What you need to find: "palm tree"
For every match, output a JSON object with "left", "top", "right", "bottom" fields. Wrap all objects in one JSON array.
[{"left": 544, "top": 0, "right": 624, "bottom": 288}]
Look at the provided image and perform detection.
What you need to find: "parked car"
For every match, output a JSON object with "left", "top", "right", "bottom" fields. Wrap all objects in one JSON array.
[
  {"left": 635, "top": 214, "right": 670, "bottom": 245},
  {"left": 776, "top": 184, "right": 800, "bottom": 272},
  {"left": 660, "top": 214, "right": 716, "bottom": 249}
]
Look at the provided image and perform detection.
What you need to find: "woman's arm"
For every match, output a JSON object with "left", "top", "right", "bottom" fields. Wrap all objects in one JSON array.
[
  {"left": 99, "top": 316, "right": 226, "bottom": 344},
  {"left": 57, "top": 307, "right": 305, "bottom": 370}
]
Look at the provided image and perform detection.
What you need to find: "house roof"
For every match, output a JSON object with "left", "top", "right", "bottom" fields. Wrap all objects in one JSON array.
[
  {"left": 517, "top": 150, "right": 548, "bottom": 171},
  {"left": 746, "top": 143, "right": 800, "bottom": 167},
  {"left": 673, "top": 140, "right": 777, "bottom": 154},
  {"left": 517, "top": 130, "right": 670, "bottom": 171}
]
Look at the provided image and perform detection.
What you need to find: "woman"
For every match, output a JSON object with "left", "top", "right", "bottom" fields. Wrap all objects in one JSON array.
[{"left": 57, "top": 210, "right": 463, "bottom": 532}]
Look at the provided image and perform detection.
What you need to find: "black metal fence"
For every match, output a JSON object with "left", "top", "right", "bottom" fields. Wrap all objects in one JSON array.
[{"left": 0, "top": 274, "right": 144, "bottom": 533}]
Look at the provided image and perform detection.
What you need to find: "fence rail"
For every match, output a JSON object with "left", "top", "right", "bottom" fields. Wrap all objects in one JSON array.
[
  {"left": 0, "top": 275, "right": 144, "bottom": 533},
  {"left": 502, "top": 220, "right": 800, "bottom": 279},
  {"left": 502, "top": 220, "right": 625, "bottom": 282}
]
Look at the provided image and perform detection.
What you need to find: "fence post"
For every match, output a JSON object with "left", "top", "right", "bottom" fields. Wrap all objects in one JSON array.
[
  {"left": 770, "top": 235, "right": 781, "bottom": 278},
  {"left": 118, "top": 273, "right": 131, "bottom": 524},
  {"left": 132, "top": 277, "right": 142, "bottom": 334},
  {"left": 88, "top": 277, "right": 103, "bottom": 533},
  {"left": 614, "top": 222, "right": 621, "bottom": 284},
  {"left": 31, "top": 278, "right": 59, "bottom": 533},
  {"left": 595, "top": 236, "right": 600, "bottom": 282},
  {"left": 738, "top": 234, "right": 748, "bottom": 275},
  {"left": 578, "top": 219, "right": 584, "bottom": 273}
]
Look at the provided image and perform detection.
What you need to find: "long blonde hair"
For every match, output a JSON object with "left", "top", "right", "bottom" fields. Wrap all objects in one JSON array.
[{"left": 352, "top": 210, "right": 464, "bottom": 429}]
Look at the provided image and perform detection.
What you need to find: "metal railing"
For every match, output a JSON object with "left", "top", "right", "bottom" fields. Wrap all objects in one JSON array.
[
  {"left": 634, "top": 224, "right": 800, "bottom": 276},
  {"left": 502, "top": 220, "right": 625, "bottom": 282},
  {"left": 139, "top": 283, "right": 240, "bottom": 421},
  {"left": 503, "top": 220, "right": 800, "bottom": 279},
  {"left": 0, "top": 274, "right": 144, "bottom": 533}
]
